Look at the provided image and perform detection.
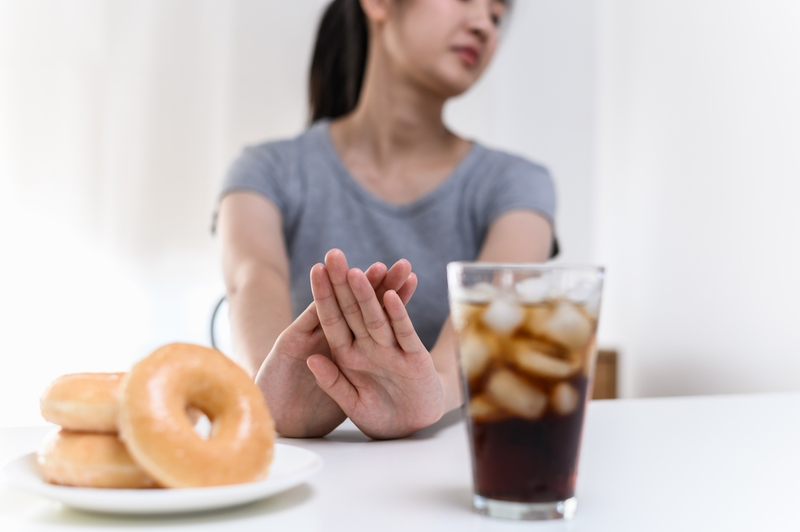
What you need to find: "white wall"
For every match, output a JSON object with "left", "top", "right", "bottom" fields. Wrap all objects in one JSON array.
[
  {"left": 595, "top": 0, "right": 800, "bottom": 397},
  {"left": 8, "top": 0, "right": 794, "bottom": 427},
  {"left": 0, "top": 0, "right": 595, "bottom": 426},
  {"left": 0, "top": 0, "right": 330, "bottom": 426}
]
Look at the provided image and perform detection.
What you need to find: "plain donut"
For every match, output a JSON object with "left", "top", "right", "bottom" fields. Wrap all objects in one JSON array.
[
  {"left": 118, "top": 343, "right": 275, "bottom": 488},
  {"left": 40, "top": 372, "right": 126, "bottom": 433},
  {"left": 37, "top": 429, "right": 157, "bottom": 488}
]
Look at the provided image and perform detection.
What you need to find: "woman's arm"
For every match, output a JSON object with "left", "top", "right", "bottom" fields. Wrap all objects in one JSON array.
[
  {"left": 217, "top": 191, "right": 293, "bottom": 376},
  {"left": 430, "top": 209, "right": 554, "bottom": 412},
  {"left": 219, "top": 192, "right": 350, "bottom": 436},
  {"left": 218, "top": 192, "right": 419, "bottom": 437}
]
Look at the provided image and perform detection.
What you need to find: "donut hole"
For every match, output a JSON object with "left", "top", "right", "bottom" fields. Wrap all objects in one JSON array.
[{"left": 186, "top": 406, "right": 212, "bottom": 440}]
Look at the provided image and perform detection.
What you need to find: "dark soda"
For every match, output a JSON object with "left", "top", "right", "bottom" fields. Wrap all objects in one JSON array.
[
  {"left": 453, "top": 297, "right": 598, "bottom": 504},
  {"left": 468, "top": 376, "right": 588, "bottom": 502}
]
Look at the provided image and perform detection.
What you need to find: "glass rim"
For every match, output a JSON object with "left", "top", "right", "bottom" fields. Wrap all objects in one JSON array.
[{"left": 447, "top": 261, "right": 604, "bottom": 274}]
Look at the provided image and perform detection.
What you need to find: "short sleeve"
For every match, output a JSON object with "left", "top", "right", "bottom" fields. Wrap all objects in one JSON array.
[
  {"left": 211, "top": 142, "right": 294, "bottom": 234},
  {"left": 220, "top": 145, "right": 288, "bottom": 212},
  {"left": 486, "top": 159, "right": 556, "bottom": 226},
  {"left": 483, "top": 156, "right": 559, "bottom": 257}
]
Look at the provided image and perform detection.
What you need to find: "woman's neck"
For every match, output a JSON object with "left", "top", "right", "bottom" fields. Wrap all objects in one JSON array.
[
  {"left": 327, "top": 37, "right": 472, "bottom": 205},
  {"left": 331, "top": 41, "right": 463, "bottom": 168}
]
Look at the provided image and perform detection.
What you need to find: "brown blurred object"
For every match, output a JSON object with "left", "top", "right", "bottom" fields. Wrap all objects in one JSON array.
[{"left": 592, "top": 350, "right": 618, "bottom": 400}]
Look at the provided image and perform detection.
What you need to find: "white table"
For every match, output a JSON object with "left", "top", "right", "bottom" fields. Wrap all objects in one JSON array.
[{"left": 2, "top": 392, "right": 799, "bottom": 531}]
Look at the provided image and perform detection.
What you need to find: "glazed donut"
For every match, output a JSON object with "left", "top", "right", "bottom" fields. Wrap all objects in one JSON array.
[
  {"left": 40, "top": 372, "right": 126, "bottom": 433},
  {"left": 37, "top": 429, "right": 157, "bottom": 488},
  {"left": 118, "top": 343, "right": 275, "bottom": 488}
]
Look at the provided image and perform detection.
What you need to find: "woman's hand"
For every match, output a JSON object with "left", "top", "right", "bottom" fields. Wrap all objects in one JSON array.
[
  {"left": 307, "top": 249, "right": 445, "bottom": 439},
  {"left": 256, "top": 260, "right": 417, "bottom": 438}
]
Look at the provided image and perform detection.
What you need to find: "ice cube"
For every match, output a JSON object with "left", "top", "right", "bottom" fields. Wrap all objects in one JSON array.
[
  {"left": 520, "top": 335, "right": 562, "bottom": 356},
  {"left": 486, "top": 369, "right": 547, "bottom": 419},
  {"left": 481, "top": 297, "right": 524, "bottom": 334},
  {"left": 461, "top": 282, "right": 498, "bottom": 303},
  {"left": 524, "top": 305, "right": 551, "bottom": 333},
  {"left": 534, "top": 300, "right": 594, "bottom": 350},
  {"left": 458, "top": 332, "right": 496, "bottom": 381},
  {"left": 516, "top": 276, "right": 551, "bottom": 303},
  {"left": 566, "top": 281, "right": 602, "bottom": 316},
  {"left": 512, "top": 341, "right": 576, "bottom": 379},
  {"left": 551, "top": 382, "right": 580, "bottom": 415},
  {"left": 468, "top": 394, "right": 503, "bottom": 422}
]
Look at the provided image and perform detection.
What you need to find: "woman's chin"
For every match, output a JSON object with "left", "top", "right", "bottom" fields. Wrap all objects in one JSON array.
[
  {"left": 437, "top": 65, "right": 486, "bottom": 97},
  {"left": 418, "top": 71, "right": 479, "bottom": 99},
  {"left": 410, "top": 59, "right": 485, "bottom": 99},
  {"left": 440, "top": 78, "right": 480, "bottom": 99}
]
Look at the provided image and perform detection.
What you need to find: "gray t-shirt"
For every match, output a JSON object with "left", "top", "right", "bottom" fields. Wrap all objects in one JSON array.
[{"left": 218, "top": 121, "right": 556, "bottom": 349}]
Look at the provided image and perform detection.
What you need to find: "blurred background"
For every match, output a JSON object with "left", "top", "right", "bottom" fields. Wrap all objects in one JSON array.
[{"left": 2, "top": 0, "right": 799, "bottom": 426}]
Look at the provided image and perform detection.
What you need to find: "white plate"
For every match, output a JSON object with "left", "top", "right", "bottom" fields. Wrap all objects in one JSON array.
[{"left": 1, "top": 443, "right": 322, "bottom": 515}]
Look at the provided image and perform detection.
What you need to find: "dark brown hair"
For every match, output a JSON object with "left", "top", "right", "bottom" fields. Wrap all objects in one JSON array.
[
  {"left": 308, "top": 0, "right": 512, "bottom": 123},
  {"left": 309, "top": 0, "right": 369, "bottom": 123}
]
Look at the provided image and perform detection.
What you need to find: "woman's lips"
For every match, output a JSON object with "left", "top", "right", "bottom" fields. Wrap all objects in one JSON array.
[{"left": 453, "top": 46, "right": 479, "bottom": 67}]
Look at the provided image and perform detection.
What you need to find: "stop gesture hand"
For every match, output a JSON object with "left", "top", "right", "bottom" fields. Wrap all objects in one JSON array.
[
  {"left": 307, "top": 249, "right": 445, "bottom": 439},
  {"left": 256, "top": 258, "right": 418, "bottom": 437}
]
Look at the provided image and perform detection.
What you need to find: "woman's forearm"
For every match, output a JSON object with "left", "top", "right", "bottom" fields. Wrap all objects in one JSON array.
[
  {"left": 430, "top": 319, "right": 465, "bottom": 413},
  {"left": 216, "top": 194, "right": 345, "bottom": 436},
  {"left": 226, "top": 263, "right": 293, "bottom": 377}
]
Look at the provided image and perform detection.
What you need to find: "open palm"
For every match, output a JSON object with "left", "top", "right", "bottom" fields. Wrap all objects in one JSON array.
[
  {"left": 256, "top": 259, "right": 418, "bottom": 437},
  {"left": 307, "top": 249, "right": 445, "bottom": 439}
]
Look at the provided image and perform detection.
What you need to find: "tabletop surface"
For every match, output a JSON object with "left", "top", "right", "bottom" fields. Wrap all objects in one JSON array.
[{"left": 2, "top": 392, "right": 800, "bottom": 531}]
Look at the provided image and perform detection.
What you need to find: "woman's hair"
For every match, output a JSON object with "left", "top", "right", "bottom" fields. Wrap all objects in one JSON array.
[
  {"left": 308, "top": 0, "right": 513, "bottom": 123},
  {"left": 309, "top": 0, "right": 369, "bottom": 123}
]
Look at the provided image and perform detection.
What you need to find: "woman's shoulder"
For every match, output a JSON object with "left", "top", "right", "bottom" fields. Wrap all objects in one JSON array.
[
  {"left": 221, "top": 123, "right": 330, "bottom": 214},
  {"left": 461, "top": 142, "right": 557, "bottom": 226},
  {"left": 469, "top": 142, "right": 552, "bottom": 181},
  {"left": 236, "top": 122, "right": 327, "bottom": 170},
  {"left": 460, "top": 142, "right": 554, "bottom": 203}
]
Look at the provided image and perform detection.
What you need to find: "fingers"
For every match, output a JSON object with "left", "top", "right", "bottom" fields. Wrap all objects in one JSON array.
[
  {"left": 395, "top": 273, "right": 417, "bottom": 305},
  {"left": 376, "top": 259, "right": 413, "bottom": 305},
  {"left": 364, "top": 262, "right": 388, "bottom": 289},
  {"left": 341, "top": 256, "right": 417, "bottom": 308},
  {"left": 325, "top": 249, "right": 369, "bottom": 339},
  {"left": 274, "top": 301, "right": 325, "bottom": 359},
  {"left": 307, "top": 354, "right": 359, "bottom": 414},
  {"left": 347, "top": 268, "right": 396, "bottom": 348},
  {"left": 292, "top": 301, "right": 320, "bottom": 332},
  {"left": 379, "top": 259, "right": 411, "bottom": 296},
  {"left": 310, "top": 263, "right": 353, "bottom": 351},
  {"left": 383, "top": 290, "right": 425, "bottom": 355},
  {"left": 319, "top": 250, "right": 417, "bottom": 349}
]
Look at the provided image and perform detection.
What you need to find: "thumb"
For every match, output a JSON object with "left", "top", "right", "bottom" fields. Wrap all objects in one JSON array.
[
  {"left": 292, "top": 302, "right": 321, "bottom": 333},
  {"left": 307, "top": 355, "right": 359, "bottom": 414}
]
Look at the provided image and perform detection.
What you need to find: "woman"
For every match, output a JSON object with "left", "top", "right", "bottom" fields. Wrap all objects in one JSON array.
[{"left": 215, "top": 0, "right": 556, "bottom": 439}]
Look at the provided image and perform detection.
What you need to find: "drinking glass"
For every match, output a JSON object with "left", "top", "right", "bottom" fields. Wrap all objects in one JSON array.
[{"left": 447, "top": 263, "right": 604, "bottom": 520}]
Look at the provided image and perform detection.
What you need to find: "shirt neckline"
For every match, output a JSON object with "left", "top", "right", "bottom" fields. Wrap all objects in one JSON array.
[{"left": 312, "top": 120, "right": 483, "bottom": 216}]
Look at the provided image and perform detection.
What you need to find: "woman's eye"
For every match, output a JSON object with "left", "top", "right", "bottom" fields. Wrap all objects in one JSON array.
[
  {"left": 460, "top": 0, "right": 503, "bottom": 26},
  {"left": 490, "top": 1, "right": 506, "bottom": 26}
]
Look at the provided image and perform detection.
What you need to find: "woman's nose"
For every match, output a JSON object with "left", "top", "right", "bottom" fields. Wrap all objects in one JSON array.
[{"left": 465, "top": 0, "right": 496, "bottom": 41}]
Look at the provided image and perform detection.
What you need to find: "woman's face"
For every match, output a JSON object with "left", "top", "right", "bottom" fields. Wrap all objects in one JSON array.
[{"left": 381, "top": 0, "right": 507, "bottom": 98}]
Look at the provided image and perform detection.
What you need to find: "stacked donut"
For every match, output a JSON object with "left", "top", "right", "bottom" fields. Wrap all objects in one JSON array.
[
  {"left": 39, "top": 372, "right": 154, "bottom": 488},
  {"left": 38, "top": 343, "right": 275, "bottom": 489}
]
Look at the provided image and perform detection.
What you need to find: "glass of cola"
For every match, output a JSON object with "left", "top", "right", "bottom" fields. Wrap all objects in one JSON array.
[{"left": 447, "top": 263, "right": 604, "bottom": 520}]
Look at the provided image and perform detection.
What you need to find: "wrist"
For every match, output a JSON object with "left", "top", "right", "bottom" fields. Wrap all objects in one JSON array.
[{"left": 437, "top": 368, "right": 463, "bottom": 413}]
